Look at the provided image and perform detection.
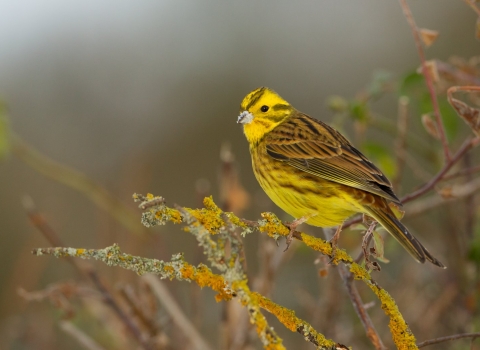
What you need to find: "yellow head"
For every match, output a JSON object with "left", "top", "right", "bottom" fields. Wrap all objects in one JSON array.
[{"left": 237, "top": 87, "right": 294, "bottom": 146}]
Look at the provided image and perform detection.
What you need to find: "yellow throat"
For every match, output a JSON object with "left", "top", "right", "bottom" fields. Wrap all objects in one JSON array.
[{"left": 237, "top": 87, "right": 294, "bottom": 146}]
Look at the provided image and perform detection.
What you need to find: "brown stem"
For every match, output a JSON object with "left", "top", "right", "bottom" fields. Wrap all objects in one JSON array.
[
  {"left": 23, "top": 197, "right": 154, "bottom": 350},
  {"left": 401, "top": 137, "right": 478, "bottom": 204},
  {"left": 398, "top": 0, "right": 451, "bottom": 161},
  {"left": 417, "top": 332, "right": 480, "bottom": 348},
  {"left": 441, "top": 164, "right": 480, "bottom": 181},
  {"left": 88, "top": 271, "right": 154, "bottom": 350},
  {"left": 463, "top": 0, "right": 480, "bottom": 16},
  {"left": 323, "top": 228, "right": 386, "bottom": 350}
]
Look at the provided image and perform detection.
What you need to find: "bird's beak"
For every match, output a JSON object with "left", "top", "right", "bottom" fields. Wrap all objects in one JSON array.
[{"left": 237, "top": 111, "right": 254, "bottom": 124}]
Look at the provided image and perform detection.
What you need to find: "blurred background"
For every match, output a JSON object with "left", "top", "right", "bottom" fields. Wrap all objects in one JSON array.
[{"left": 1, "top": 0, "right": 479, "bottom": 349}]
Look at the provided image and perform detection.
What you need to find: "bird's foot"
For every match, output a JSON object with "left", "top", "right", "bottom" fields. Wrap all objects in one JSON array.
[
  {"left": 361, "top": 221, "right": 381, "bottom": 271},
  {"left": 283, "top": 214, "right": 314, "bottom": 252},
  {"left": 328, "top": 223, "right": 344, "bottom": 264}
]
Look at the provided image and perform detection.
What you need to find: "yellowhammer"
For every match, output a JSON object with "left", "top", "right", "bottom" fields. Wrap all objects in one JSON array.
[{"left": 237, "top": 87, "right": 444, "bottom": 268}]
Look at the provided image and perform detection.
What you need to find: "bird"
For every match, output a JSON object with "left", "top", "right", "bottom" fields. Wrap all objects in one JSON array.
[{"left": 237, "top": 87, "right": 445, "bottom": 268}]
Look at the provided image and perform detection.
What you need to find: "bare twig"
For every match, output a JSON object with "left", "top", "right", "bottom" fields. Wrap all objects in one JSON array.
[
  {"left": 22, "top": 195, "right": 85, "bottom": 276},
  {"left": 142, "top": 275, "right": 213, "bottom": 350},
  {"left": 118, "top": 285, "right": 160, "bottom": 338},
  {"left": 398, "top": 0, "right": 451, "bottom": 161},
  {"left": 23, "top": 197, "right": 154, "bottom": 350},
  {"left": 59, "top": 321, "right": 106, "bottom": 350},
  {"left": 436, "top": 60, "right": 480, "bottom": 85},
  {"left": 323, "top": 228, "right": 386, "bottom": 350},
  {"left": 332, "top": 136, "right": 478, "bottom": 237},
  {"left": 417, "top": 332, "right": 480, "bottom": 348},
  {"left": 88, "top": 271, "right": 154, "bottom": 350},
  {"left": 407, "top": 176, "right": 480, "bottom": 216},
  {"left": 463, "top": 0, "right": 480, "bottom": 16},
  {"left": 401, "top": 137, "right": 479, "bottom": 204},
  {"left": 441, "top": 164, "right": 480, "bottom": 181}
]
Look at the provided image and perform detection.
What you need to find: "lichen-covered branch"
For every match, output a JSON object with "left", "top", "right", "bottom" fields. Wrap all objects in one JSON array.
[
  {"left": 32, "top": 244, "right": 345, "bottom": 350},
  {"left": 33, "top": 194, "right": 417, "bottom": 349},
  {"left": 132, "top": 194, "right": 416, "bottom": 349},
  {"left": 32, "top": 245, "right": 234, "bottom": 302}
]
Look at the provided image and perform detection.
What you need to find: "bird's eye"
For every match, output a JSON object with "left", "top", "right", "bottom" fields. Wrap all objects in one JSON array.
[{"left": 261, "top": 105, "right": 269, "bottom": 112}]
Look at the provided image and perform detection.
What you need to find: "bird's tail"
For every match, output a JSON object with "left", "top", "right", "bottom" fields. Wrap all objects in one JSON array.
[{"left": 363, "top": 204, "right": 445, "bottom": 268}]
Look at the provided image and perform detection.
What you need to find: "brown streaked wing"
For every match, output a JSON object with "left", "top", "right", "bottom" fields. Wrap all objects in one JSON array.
[{"left": 264, "top": 112, "right": 401, "bottom": 204}]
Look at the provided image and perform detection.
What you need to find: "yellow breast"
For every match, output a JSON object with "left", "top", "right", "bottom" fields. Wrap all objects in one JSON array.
[{"left": 251, "top": 144, "right": 361, "bottom": 227}]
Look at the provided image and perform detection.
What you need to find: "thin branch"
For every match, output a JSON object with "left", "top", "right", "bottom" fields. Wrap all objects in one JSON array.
[
  {"left": 401, "top": 137, "right": 479, "bottom": 204},
  {"left": 142, "top": 275, "right": 213, "bottom": 350},
  {"left": 338, "top": 136, "right": 478, "bottom": 231},
  {"left": 406, "top": 176, "right": 480, "bottom": 217},
  {"left": 87, "top": 271, "right": 154, "bottom": 350},
  {"left": 463, "top": 0, "right": 480, "bottom": 16},
  {"left": 23, "top": 197, "right": 154, "bottom": 350},
  {"left": 59, "top": 321, "right": 106, "bottom": 350},
  {"left": 417, "top": 332, "right": 480, "bottom": 348},
  {"left": 323, "top": 228, "right": 386, "bottom": 350},
  {"left": 435, "top": 60, "right": 480, "bottom": 85},
  {"left": 117, "top": 285, "right": 160, "bottom": 338},
  {"left": 441, "top": 164, "right": 480, "bottom": 181},
  {"left": 398, "top": 0, "right": 451, "bottom": 161}
]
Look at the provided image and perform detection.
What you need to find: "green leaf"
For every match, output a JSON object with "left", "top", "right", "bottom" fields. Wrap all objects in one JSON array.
[
  {"left": 399, "top": 71, "right": 424, "bottom": 97},
  {"left": 468, "top": 223, "right": 480, "bottom": 265},
  {"left": 349, "top": 100, "right": 369, "bottom": 123},
  {"left": 361, "top": 141, "right": 397, "bottom": 178}
]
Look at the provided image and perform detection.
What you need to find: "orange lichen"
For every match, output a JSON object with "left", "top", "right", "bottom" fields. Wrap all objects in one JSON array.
[
  {"left": 180, "top": 264, "right": 233, "bottom": 302},
  {"left": 134, "top": 194, "right": 413, "bottom": 349},
  {"left": 185, "top": 197, "right": 226, "bottom": 235}
]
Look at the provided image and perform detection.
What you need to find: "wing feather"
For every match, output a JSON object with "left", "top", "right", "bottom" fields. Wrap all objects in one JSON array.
[{"left": 264, "top": 113, "right": 401, "bottom": 204}]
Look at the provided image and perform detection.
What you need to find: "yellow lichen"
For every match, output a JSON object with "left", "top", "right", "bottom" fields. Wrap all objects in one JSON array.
[
  {"left": 164, "top": 208, "right": 182, "bottom": 223},
  {"left": 369, "top": 285, "right": 417, "bottom": 349},
  {"left": 254, "top": 292, "right": 297, "bottom": 331},
  {"left": 225, "top": 213, "right": 248, "bottom": 229},
  {"left": 133, "top": 194, "right": 414, "bottom": 349},
  {"left": 163, "top": 265, "right": 174, "bottom": 274},
  {"left": 76, "top": 249, "right": 85, "bottom": 256},
  {"left": 349, "top": 262, "right": 371, "bottom": 280},
  {"left": 258, "top": 212, "right": 289, "bottom": 237},
  {"left": 254, "top": 292, "right": 336, "bottom": 348}
]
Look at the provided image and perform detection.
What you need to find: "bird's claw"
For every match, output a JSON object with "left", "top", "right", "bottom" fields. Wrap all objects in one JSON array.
[
  {"left": 283, "top": 214, "right": 313, "bottom": 252},
  {"left": 327, "top": 223, "right": 344, "bottom": 264}
]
